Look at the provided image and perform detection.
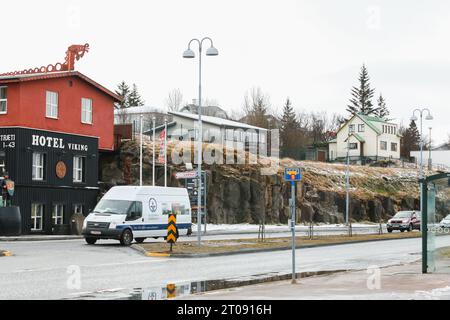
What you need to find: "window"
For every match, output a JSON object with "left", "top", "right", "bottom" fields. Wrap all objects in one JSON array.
[
  {"left": 81, "top": 98, "right": 93, "bottom": 124},
  {"left": 52, "top": 204, "right": 64, "bottom": 225},
  {"left": 46, "top": 91, "right": 58, "bottom": 118},
  {"left": 226, "top": 129, "right": 234, "bottom": 141},
  {"left": 349, "top": 124, "right": 355, "bottom": 133},
  {"left": 380, "top": 141, "right": 387, "bottom": 150},
  {"left": 73, "top": 156, "right": 86, "bottom": 183},
  {"left": 393, "top": 127, "right": 397, "bottom": 135},
  {"left": 391, "top": 142, "right": 398, "bottom": 152},
  {"left": 73, "top": 204, "right": 83, "bottom": 215},
  {"left": 32, "top": 152, "right": 46, "bottom": 181},
  {"left": 349, "top": 143, "right": 358, "bottom": 150},
  {"left": 126, "top": 201, "right": 142, "bottom": 221},
  {"left": 31, "top": 203, "right": 44, "bottom": 231},
  {"left": 358, "top": 124, "right": 365, "bottom": 132},
  {"left": 0, "top": 87, "right": 7, "bottom": 114},
  {"left": 0, "top": 151, "right": 5, "bottom": 175}
]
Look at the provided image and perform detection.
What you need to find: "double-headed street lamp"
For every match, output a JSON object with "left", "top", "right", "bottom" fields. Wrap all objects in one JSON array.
[
  {"left": 183, "top": 37, "right": 219, "bottom": 245},
  {"left": 411, "top": 108, "right": 433, "bottom": 179}
]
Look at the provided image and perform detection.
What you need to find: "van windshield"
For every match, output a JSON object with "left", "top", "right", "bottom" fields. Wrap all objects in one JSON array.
[{"left": 93, "top": 199, "right": 133, "bottom": 215}]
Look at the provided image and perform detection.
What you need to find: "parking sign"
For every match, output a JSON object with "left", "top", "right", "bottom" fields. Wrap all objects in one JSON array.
[{"left": 284, "top": 167, "right": 302, "bottom": 182}]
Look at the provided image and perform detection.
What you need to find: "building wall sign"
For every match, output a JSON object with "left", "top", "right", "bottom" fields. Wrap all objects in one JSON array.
[
  {"left": 55, "top": 161, "right": 67, "bottom": 179},
  {"left": 31, "top": 134, "right": 88, "bottom": 151},
  {"left": 0, "top": 134, "right": 16, "bottom": 149}
]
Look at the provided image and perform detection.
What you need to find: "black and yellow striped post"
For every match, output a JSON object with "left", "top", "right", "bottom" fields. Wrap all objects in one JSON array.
[
  {"left": 166, "top": 283, "right": 176, "bottom": 299},
  {"left": 167, "top": 213, "right": 178, "bottom": 252}
]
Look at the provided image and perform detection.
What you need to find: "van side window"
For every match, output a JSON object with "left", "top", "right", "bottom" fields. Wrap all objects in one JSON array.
[
  {"left": 172, "top": 203, "right": 186, "bottom": 215},
  {"left": 126, "top": 201, "right": 142, "bottom": 220}
]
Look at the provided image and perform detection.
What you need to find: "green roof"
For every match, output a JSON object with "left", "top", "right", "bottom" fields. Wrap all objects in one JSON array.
[
  {"left": 356, "top": 114, "right": 382, "bottom": 134},
  {"left": 345, "top": 133, "right": 365, "bottom": 143}
]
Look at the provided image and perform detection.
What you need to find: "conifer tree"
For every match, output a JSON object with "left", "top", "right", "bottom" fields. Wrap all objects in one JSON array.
[
  {"left": 127, "top": 84, "right": 145, "bottom": 107},
  {"left": 375, "top": 93, "right": 389, "bottom": 119},
  {"left": 115, "top": 81, "right": 130, "bottom": 108},
  {"left": 347, "top": 64, "right": 376, "bottom": 116}
]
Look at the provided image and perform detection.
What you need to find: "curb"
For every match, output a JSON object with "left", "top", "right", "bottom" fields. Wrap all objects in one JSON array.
[
  {"left": 0, "top": 250, "right": 12, "bottom": 257},
  {"left": 134, "top": 235, "right": 421, "bottom": 259},
  {"left": 0, "top": 236, "right": 83, "bottom": 242}
]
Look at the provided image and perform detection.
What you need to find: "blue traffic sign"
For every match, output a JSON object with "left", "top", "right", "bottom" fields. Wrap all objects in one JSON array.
[{"left": 284, "top": 167, "right": 302, "bottom": 182}]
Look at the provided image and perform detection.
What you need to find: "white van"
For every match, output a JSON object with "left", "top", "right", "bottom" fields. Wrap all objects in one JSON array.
[{"left": 82, "top": 186, "right": 192, "bottom": 245}]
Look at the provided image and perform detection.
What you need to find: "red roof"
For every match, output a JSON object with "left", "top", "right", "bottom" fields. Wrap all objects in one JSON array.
[{"left": 0, "top": 71, "right": 121, "bottom": 102}]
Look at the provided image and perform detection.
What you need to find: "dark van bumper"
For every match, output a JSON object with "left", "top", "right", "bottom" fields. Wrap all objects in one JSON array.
[{"left": 82, "top": 228, "right": 122, "bottom": 239}]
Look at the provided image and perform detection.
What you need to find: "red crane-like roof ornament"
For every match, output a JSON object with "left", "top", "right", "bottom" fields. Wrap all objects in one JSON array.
[{"left": 0, "top": 44, "right": 90, "bottom": 76}]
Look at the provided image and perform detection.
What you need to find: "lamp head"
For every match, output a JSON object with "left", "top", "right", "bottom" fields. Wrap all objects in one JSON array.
[
  {"left": 206, "top": 46, "right": 219, "bottom": 56},
  {"left": 410, "top": 115, "right": 418, "bottom": 122},
  {"left": 425, "top": 114, "right": 433, "bottom": 121},
  {"left": 183, "top": 48, "right": 195, "bottom": 59}
]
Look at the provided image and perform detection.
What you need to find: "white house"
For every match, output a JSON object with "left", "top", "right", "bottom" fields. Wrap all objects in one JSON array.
[
  {"left": 144, "top": 111, "right": 268, "bottom": 152},
  {"left": 328, "top": 113, "right": 401, "bottom": 163}
]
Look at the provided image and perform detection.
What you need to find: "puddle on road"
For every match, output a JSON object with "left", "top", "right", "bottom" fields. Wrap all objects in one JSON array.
[{"left": 70, "top": 269, "right": 346, "bottom": 300}]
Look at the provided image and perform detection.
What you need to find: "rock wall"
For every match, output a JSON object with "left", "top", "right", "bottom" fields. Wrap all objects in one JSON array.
[{"left": 100, "top": 140, "right": 448, "bottom": 224}]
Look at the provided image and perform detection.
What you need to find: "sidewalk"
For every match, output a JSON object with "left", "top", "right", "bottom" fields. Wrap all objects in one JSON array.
[
  {"left": 182, "top": 262, "right": 450, "bottom": 300},
  {"left": 0, "top": 235, "right": 82, "bottom": 241}
]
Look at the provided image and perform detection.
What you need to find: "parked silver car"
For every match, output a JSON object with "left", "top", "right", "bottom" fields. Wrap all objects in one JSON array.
[{"left": 387, "top": 211, "right": 421, "bottom": 233}]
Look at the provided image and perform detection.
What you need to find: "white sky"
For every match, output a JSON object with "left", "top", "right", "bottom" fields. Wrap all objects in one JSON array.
[{"left": 1, "top": 0, "right": 449, "bottom": 144}]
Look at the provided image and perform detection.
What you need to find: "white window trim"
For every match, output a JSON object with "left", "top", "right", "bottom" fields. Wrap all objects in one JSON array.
[
  {"left": 73, "top": 204, "right": 83, "bottom": 215},
  {"left": 32, "top": 152, "right": 45, "bottom": 181},
  {"left": 81, "top": 98, "right": 93, "bottom": 124},
  {"left": 0, "top": 86, "right": 7, "bottom": 115},
  {"left": 45, "top": 91, "right": 59, "bottom": 119},
  {"left": 73, "top": 156, "right": 85, "bottom": 183},
  {"left": 52, "top": 204, "right": 64, "bottom": 225},
  {"left": 380, "top": 141, "right": 387, "bottom": 151},
  {"left": 31, "top": 203, "right": 44, "bottom": 231}
]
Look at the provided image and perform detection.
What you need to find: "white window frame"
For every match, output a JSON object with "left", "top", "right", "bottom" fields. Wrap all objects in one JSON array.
[
  {"left": 73, "top": 156, "right": 85, "bottom": 183},
  {"left": 358, "top": 124, "right": 365, "bottom": 132},
  {"left": 81, "top": 98, "right": 93, "bottom": 124},
  {"left": 0, "top": 86, "right": 7, "bottom": 114},
  {"left": 32, "top": 152, "right": 45, "bottom": 181},
  {"left": 31, "top": 203, "right": 44, "bottom": 231},
  {"left": 391, "top": 142, "right": 398, "bottom": 152},
  {"left": 45, "top": 91, "right": 58, "bottom": 119},
  {"left": 73, "top": 204, "right": 83, "bottom": 215},
  {"left": 52, "top": 204, "right": 64, "bottom": 225},
  {"left": 349, "top": 124, "right": 355, "bottom": 133},
  {"left": 349, "top": 143, "right": 358, "bottom": 150},
  {"left": 380, "top": 141, "right": 387, "bottom": 151}
]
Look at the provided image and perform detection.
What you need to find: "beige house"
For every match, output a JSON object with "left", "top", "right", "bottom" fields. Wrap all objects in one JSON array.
[{"left": 329, "top": 113, "right": 401, "bottom": 163}]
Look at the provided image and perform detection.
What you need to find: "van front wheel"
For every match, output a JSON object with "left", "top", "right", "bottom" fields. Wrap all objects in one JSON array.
[
  {"left": 85, "top": 237, "right": 97, "bottom": 245},
  {"left": 120, "top": 229, "right": 134, "bottom": 246}
]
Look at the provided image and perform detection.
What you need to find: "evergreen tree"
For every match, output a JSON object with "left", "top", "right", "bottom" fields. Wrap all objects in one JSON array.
[
  {"left": 127, "top": 84, "right": 145, "bottom": 107},
  {"left": 400, "top": 120, "right": 421, "bottom": 159},
  {"left": 375, "top": 94, "right": 389, "bottom": 119},
  {"left": 115, "top": 81, "right": 130, "bottom": 109},
  {"left": 347, "top": 64, "right": 376, "bottom": 116},
  {"left": 279, "top": 98, "right": 300, "bottom": 159}
]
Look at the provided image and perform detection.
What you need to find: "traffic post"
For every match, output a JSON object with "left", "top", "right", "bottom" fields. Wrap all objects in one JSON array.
[
  {"left": 167, "top": 213, "right": 178, "bottom": 252},
  {"left": 284, "top": 167, "right": 302, "bottom": 284}
]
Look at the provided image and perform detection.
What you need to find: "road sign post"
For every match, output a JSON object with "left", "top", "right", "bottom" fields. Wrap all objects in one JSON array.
[
  {"left": 167, "top": 213, "right": 178, "bottom": 252},
  {"left": 284, "top": 167, "right": 302, "bottom": 284}
]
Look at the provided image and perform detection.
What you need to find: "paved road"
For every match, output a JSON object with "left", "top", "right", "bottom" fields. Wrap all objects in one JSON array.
[{"left": 1, "top": 235, "right": 449, "bottom": 299}]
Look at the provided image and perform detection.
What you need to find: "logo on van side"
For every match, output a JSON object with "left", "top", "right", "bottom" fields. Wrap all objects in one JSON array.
[{"left": 149, "top": 198, "right": 157, "bottom": 212}]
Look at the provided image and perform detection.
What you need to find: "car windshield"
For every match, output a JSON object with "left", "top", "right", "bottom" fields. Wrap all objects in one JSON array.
[
  {"left": 93, "top": 199, "right": 133, "bottom": 215},
  {"left": 394, "top": 212, "right": 411, "bottom": 218}
]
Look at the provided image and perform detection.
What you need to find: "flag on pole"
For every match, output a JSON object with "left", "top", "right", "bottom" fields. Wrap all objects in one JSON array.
[{"left": 158, "top": 128, "right": 166, "bottom": 164}]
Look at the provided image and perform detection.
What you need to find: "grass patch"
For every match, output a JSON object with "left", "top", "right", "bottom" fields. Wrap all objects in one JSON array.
[
  {"left": 137, "top": 232, "right": 421, "bottom": 255},
  {"left": 437, "top": 247, "right": 450, "bottom": 259}
]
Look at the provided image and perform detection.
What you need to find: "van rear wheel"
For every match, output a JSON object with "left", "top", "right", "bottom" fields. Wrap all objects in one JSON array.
[
  {"left": 120, "top": 229, "right": 133, "bottom": 246},
  {"left": 85, "top": 237, "right": 97, "bottom": 245},
  {"left": 135, "top": 237, "right": 146, "bottom": 244}
]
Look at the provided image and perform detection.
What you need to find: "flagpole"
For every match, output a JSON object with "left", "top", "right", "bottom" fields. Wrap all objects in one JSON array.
[
  {"left": 139, "top": 114, "right": 143, "bottom": 186},
  {"left": 164, "top": 117, "right": 167, "bottom": 187},
  {"left": 152, "top": 116, "right": 156, "bottom": 186}
]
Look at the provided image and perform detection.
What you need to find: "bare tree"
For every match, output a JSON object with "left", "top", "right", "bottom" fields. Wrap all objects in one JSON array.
[
  {"left": 166, "top": 88, "right": 183, "bottom": 112},
  {"left": 243, "top": 87, "right": 272, "bottom": 128}
]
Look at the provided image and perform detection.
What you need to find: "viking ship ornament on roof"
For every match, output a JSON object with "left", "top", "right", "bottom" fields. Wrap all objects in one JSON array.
[{"left": 0, "top": 43, "right": 90, "bottom": 76}]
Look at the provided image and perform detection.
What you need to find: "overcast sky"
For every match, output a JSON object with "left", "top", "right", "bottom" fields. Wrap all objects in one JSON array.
[{"left": 2, "top": 0, "right": 449, "bottom": 143}]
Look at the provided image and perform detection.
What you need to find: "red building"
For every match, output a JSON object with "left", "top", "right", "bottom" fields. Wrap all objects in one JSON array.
[
  {"left": 0, "top": 45, "right": 120, "bottom": 151},
  {"left": 0, "top": 44, "right": 121, "bottom": 234}
]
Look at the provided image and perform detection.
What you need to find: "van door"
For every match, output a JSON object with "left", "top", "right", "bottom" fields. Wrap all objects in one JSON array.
[{"left": 125, "top": 201, "right": 145, "bottom": 237}]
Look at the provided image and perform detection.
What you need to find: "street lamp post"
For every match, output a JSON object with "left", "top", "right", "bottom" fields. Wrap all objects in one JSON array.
[
  {"left": 428, "top": 127, "right": 432, "bottom": 171},
  {"left": 411, "top": 108, "right": 433, "bottom": 273},
  {"left": 183, "top": 37, "right": 219, "bottom": 246}
]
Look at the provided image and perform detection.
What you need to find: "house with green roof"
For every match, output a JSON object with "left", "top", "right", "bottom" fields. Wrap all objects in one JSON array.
[{"left": 328, "top": 113, "right": 401, "bottom": 163}]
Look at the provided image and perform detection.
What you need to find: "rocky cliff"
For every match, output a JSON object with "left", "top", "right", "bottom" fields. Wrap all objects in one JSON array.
[{"left": 99, "top": 139, "right": 448, "bottom": 224}]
